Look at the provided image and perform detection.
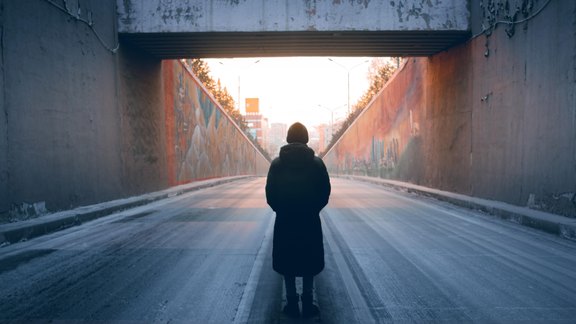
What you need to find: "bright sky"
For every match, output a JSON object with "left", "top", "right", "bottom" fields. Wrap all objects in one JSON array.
[{"left": 204, "top": 57, "right": 375, "bottom": 129}]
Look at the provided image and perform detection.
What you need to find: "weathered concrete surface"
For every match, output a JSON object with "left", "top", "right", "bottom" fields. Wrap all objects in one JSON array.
[
  {"left": 0, "top": 0, "right": 268, "bottom": 219},
  {"left": 2, "top": 0, "right": 123, "bottom": 215},
  {"left": 0, "top": 2, "right": 7, "bottom": 215},
  {"left": 324, "top": 0, "right": 576, "bottom": 217},
  {"left": 117, "top": 43, "right": 169, "bottom": 195},
  {"left": 118, "top": 0, "right": 468, "bottom": 33},
  {"left": 116, "top": 0, "right": 470, "bottom": 58}
]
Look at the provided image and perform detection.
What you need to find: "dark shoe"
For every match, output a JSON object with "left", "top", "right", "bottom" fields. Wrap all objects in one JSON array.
[
  {"left": 301, "top": 294, "right": 320, "bottom": 318},
  {"left": 283, "top": 295, "right": 300, "bottom": 318}
]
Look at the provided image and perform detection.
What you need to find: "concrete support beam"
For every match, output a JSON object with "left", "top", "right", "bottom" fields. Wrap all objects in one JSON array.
[
  {"left": 117, "top": 0, "right": 470, "bottom": 58},
  {"left": 118, "top": 0, "right": 469, "bottom": 33}
]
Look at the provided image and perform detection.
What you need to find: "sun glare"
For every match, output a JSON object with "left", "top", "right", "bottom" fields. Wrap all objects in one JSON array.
[{"left": 205, "top": 57, "right": 374, "bottom": 130}]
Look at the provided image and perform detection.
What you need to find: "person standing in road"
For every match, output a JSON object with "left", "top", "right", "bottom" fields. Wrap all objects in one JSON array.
[{"left": 265, "top": 122, "right": 331, "bottom": 319}]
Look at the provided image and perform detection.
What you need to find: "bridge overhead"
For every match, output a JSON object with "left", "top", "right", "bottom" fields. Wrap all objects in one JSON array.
[{"left": 118, "top": 0, "right": 470, "bottom": 58}]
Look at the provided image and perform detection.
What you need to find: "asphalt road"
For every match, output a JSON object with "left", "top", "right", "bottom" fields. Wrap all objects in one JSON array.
[{"left": 1, "top": 177, "right": 575, "bottom": 323}]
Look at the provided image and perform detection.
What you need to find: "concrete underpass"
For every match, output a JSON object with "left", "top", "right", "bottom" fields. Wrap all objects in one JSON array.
[{"left": 1, "top": 0, "right": 575, "bottom": 323}]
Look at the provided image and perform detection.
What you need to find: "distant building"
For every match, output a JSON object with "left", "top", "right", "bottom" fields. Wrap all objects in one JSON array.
[
  {"left": 316, "top": 124, "right": 329, "bottom": 153},
  {"left": 268, "top": 122, "right": 287, "bottom": 158},
  {"left": 307, "top": 126, "right": 320, "bottom": 154},
  {"left": 244, "top": 98, "right": 268, "bottom": 149},
  {"left": 317, "top": 117, "right": 344, "bottom": 155}
]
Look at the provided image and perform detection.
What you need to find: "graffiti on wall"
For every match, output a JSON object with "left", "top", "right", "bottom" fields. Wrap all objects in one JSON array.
[
  {"left": 324, "top": 59, "right": 423, "bottom": 181},
  {"left": 164, "top": 61, "right": 268, "bottom": 185},
  {"left": 332, "top": 135, "right": 403, "bottom": 177}
]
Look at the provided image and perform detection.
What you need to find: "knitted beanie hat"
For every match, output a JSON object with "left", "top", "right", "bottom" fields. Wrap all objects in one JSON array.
[{"left": 286, "top": 122, "right": 309, "bottom": 144}]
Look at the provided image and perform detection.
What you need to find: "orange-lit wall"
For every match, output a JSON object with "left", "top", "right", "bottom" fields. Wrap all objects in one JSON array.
[
  {"left": 163, "top": 61, "right": 269, "bottom": 186},
  {"left": 324, "top": 1, "right": 576, "bottom": 216}
]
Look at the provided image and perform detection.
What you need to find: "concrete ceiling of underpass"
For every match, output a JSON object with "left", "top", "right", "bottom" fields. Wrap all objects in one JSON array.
[{"left": 119, "top": 31, "right": 470, "bottom": 58}]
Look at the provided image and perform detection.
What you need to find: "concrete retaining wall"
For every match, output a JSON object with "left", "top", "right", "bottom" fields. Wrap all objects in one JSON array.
[
  {"left": 118, "top": 43, "right": 170, "bottom": 196},
  {"left": 0, "top": 2, "right": 6, "bottom": 218},
  {"left": 163, "top": 60, "right": 269, "bottom": 185},
  {"left": 324, "top": 0, "right": 576, "bottom": 217},
  {"left": 1, "top": 0, "right": 123, "bottom": 215},
  {"left": 0, "top": 0, "right": 268, "bottom": 219}
]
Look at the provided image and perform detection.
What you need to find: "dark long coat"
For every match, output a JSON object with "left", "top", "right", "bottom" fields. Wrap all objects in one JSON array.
[{"left": 265, "top": 143, "right": 331, "bottom": 276}]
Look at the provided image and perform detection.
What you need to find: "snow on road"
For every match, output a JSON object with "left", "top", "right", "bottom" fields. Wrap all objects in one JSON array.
[{"left": 1, "top": 177, "right": 575, "bottom": 323}]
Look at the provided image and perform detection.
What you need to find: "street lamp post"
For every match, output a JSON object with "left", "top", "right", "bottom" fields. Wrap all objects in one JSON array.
[
  {"left": 218, "top": 59, "right": 260, "bottom": 112},
  {"left": 238, "top": 59, "right": 260, "bottom": 113},
  {"left": 327, "top": 59, "right": 369, "bottom": 115}
]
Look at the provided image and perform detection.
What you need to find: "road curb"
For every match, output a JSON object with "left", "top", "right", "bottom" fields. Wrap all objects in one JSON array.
[
  {"left": 0, "top": 176, "right": 253, "bottom": 246},
  {"left": 344, "top": 175, "right": 576, "bottom": 242}
]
